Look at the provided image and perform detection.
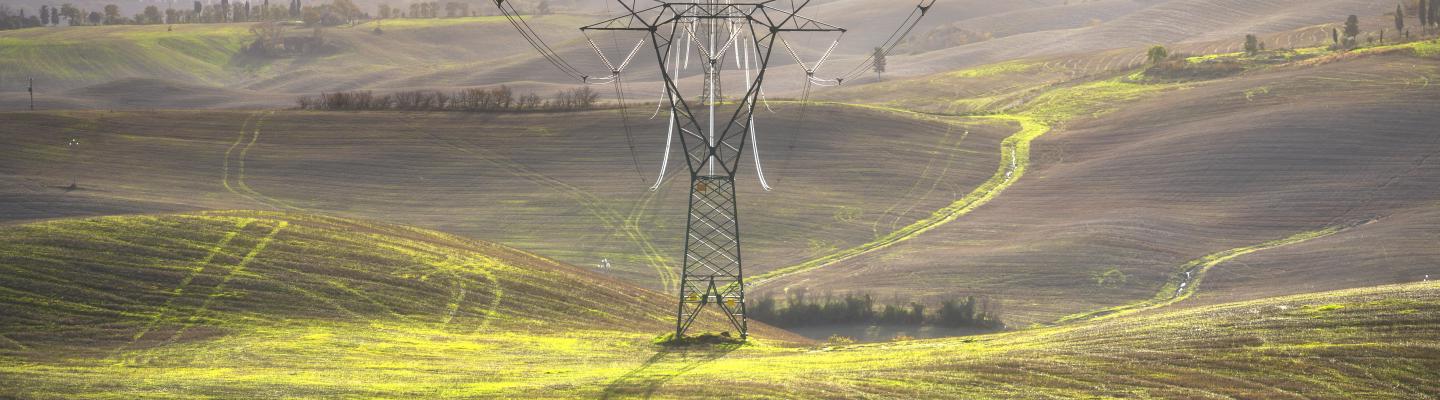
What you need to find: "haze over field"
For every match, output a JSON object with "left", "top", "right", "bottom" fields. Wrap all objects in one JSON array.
[{"left": 3, "top": 0, "right": 1440, "bottom": 398}]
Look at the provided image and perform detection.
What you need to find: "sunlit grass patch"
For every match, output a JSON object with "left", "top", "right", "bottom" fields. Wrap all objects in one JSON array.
[{"left": 945, "top": 60, "right": 1040, "bottom": 79}]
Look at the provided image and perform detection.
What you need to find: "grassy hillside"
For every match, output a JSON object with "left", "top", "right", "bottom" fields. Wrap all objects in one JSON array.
[
  {"left": 635, "top": 282, "right": 1440, "bottom": 398},
  {"left": 5, "top": 46, "right": 1440, "bottom": 326},
  {"left": 4, "top": 5, "right": 1440, "bottom": 330},
  {"left": 0, "top": 212, "right": 801, "bottom": 397},
  {"left": 0, "top": 106, "right": 1011, "bottom": 296},
  {"left": 0, "top": 16, "right": 590, "bottom": 96},
  {"left": 0, "top": 1, "right": 1406, "bottom": 109},
  {"left": 0, "top": 212, "right": 789, "bottom": 344},
  {"left": 2, "top": 216, "right": 1436, "bottom": 399}
]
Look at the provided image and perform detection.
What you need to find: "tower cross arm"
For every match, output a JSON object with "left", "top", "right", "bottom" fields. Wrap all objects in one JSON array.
[
  {"left": 580, "top": 3, "right": 670, "bottom": 31},
  {"left": 754, "top": 5, "right": 844, "bottom": 32}
]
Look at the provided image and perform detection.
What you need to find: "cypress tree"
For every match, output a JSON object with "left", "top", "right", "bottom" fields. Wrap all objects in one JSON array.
[
  {"left": 1344, "top": 15, "right": 1360, "bottom": 47},
  {"left": 1433, "top": 0, "right": 1440, "bottom": 28},
  {"left": 1422, "top": 0, "right": 1430, "bottom": 29},
  {"left": 1397, "top": 4, "right": 1405, "bottom": 39}
]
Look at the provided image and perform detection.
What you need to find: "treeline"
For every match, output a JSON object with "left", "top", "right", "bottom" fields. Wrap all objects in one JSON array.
[
  {"left": 5, "top": 0, "right": 550, "bottom": 30},
  {"left": 379, "top": 0, "right": 550, "bottom": 19},
  {"left": 749, "top": 291, "right": 1004, "bottom": 330},
  {"left": 296, "top": 86, "right": 603, "bottom": 112},
  {"left": 0, "top": 4, "right": 44, "bottom": 30},
  {"left": 16, "top": 0, "right": 362, "bottom": 28}
]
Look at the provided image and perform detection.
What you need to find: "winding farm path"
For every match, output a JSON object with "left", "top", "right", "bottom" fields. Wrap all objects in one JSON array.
[
  {"left": 750, "top": 112, "right": 1050, "bottom": 287},
  {"left": 222, "top": 110, "right": 304, "bottom": 211},
  {"left": 1058, "top": 224, "right": 1358, "bottom": 325}
]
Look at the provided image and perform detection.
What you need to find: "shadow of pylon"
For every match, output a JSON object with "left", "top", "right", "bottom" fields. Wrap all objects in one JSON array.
[{"left": 599, "top": 343, "right": 741, "bottom": 399}]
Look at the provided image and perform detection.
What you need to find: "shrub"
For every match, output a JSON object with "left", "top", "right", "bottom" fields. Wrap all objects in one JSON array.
[
  {"left": 749, "top": 290, "right": 1004, "bottom": 330},
  {"left": 826, "top": 335, "right": 856, "bottom": 345},
  {"left": 653, "top": 331, "right": 743, "bottom": 347},
  {"left": 296, "top": 86, "right": 603, "bottom": 112}
]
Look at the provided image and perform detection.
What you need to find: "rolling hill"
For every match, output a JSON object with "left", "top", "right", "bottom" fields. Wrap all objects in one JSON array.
[
  {"left": 1, "top": 214, "right": 1435, "bottom": 398},
  {"left": 0, "top": 0, "right": 1409, "bottom": 110},
  {"left": 5, "top": 41, "right": 1440, "bottom": 327},
  {"left": 765, "top": 45, "right": 1440, "bottom": 326},
  {"left": 0, "top": 212, "right": 794, "bottom": 346},
  {"left": 0, "top": 104, "right": 1013, "bottom": 296},
  {"left": 1, "top": 1, "right": 1439, "bottom": 397}
]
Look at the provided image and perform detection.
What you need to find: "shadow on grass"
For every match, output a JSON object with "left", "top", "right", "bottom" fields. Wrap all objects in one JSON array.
[{"left": 600, "top": 343, "right": 741, "bottom": 399}]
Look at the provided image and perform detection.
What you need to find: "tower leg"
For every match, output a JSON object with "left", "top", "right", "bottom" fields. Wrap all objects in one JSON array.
[{"left": 675, "top": 175, "right": 747, "bottom": 339}]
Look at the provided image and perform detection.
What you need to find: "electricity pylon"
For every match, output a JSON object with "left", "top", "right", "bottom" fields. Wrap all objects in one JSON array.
[{"left": 582, "top": 1, "right": 843, "bottom": 339}]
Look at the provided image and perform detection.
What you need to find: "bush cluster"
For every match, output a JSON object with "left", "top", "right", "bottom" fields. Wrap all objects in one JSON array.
[
  {"left": 749, "top": 291, "right": 1003, "bottom": 330},
  {"left": 296, "top": 86, "right": 602, "bottom": 112}
]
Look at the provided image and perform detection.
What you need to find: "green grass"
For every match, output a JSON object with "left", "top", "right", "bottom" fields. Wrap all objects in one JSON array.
[
  {"left": 943, "top": 60, "right": 1041, "bottom": 79},
  {"left": 0, "top": 212, "right": 759, "bottom": 347},
  {"left": 0, "top": 24, "right": 255, "bottom": 84},
  {"left": 0, "top": 15, "right": 569, "bottom": 89},
  {"left": 1181, "top": 38, "right": 1440, "bottom": 72},
  {"left": 2, "top": 214, "right": 1436, "bottom": 398},
  {"left": 372, "top": 15, "right": 580, "bottom": 30},
  {"left": 1354, "top": 38, "right": 1440, "bottom": 58}
]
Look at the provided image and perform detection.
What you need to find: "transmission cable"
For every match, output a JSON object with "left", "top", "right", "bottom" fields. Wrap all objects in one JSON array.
[
  {"left": 613, "top": 74, "right": 646, "bottom": 183},
  {"left": 774, "top": 79, "right": 812, "bottom": 186},
  {"left": 826, "top": 0, "right": 936, "bottom": 83},
  {"left": 600, "top": 0, "right": 645, "bottom": 184},
  {"left": 493, "top": 0, "right": 588, "bottom": 81}
]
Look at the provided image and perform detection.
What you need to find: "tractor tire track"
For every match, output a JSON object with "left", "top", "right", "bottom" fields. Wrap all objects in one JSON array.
[
  {"left": 422, "top": 126, "right": 678, "bottom": 292},
  {"left": 223, "top": 111, "right": 303, "bottom": 211},
  {"left": 167, "top": 220, "right": 288, "bottom": 343},
  {"left": 124, "top": 217, "right": 256, "bottom": 346},
  {"left": 0, "top": 334, "right": 29, "bottom": 351},
  {"left": 1058, "top": 224, "right": 1358, "bottom": 325},
  {"left": 887, "top": 127, "right": 972, "bottom": 234},
  {"left": 752, "top": 114, "right": 1050, "bottom": 287},
  {"left": 430, "top": 253, "right": 504, "bottom": 333},
  {"left": 870, "top": 122, "right": 963, "bottom": 237},
  {"left": 221, "top": 113, "right": 267, "bottom": 207},
  {"left": 621, "top": 184, "right": 675, "bottom": 294},
  {"left": 355, "top": 237, "right": 505, "bottom": 331}
]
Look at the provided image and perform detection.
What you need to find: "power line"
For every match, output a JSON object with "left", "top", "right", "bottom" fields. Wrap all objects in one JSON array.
[
  {"left": 831, "top": 0, "right": 936, "bottom": 83},
  {"left": 493, "top": 0, "right": 939, "bottom": 341},
  {"left": 492, "top": 0, "right": 588, "bottom": 82},
  {"left": 612, "top": 74, "right": 646, "bottom": 183}
]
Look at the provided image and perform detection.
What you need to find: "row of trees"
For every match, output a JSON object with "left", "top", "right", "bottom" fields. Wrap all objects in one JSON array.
[
  {"left": 1419, "top": 0, "right": 1440, "bottom": 32},
  {"left": 20, "top": 0, "right": 367, "bottom": 27},
  {"left": 0, "top": 4, "right": 44, "bottom": 30},
  {"left": 378, "top": 0, "right": 548, "bottom": 19},
  {"left": 296, "top": 86, "right": 603, "bottom": 112},
  {"left": 25, "top": 0, "right": 304, "bottom": 27},
  {"left": 1336, "top": 3, "right": 1440, "bottom": 49},
  {"left": 748, "top": 291, "right": 1005, "bottom": 329},
  {"left": 4, "top": 0, "right": 554, "bottom": 30}
]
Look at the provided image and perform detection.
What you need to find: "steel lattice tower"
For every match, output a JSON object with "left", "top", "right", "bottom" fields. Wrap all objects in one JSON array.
[{"left": 583, "top": 1, "right": 843, "bottom": 339}]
